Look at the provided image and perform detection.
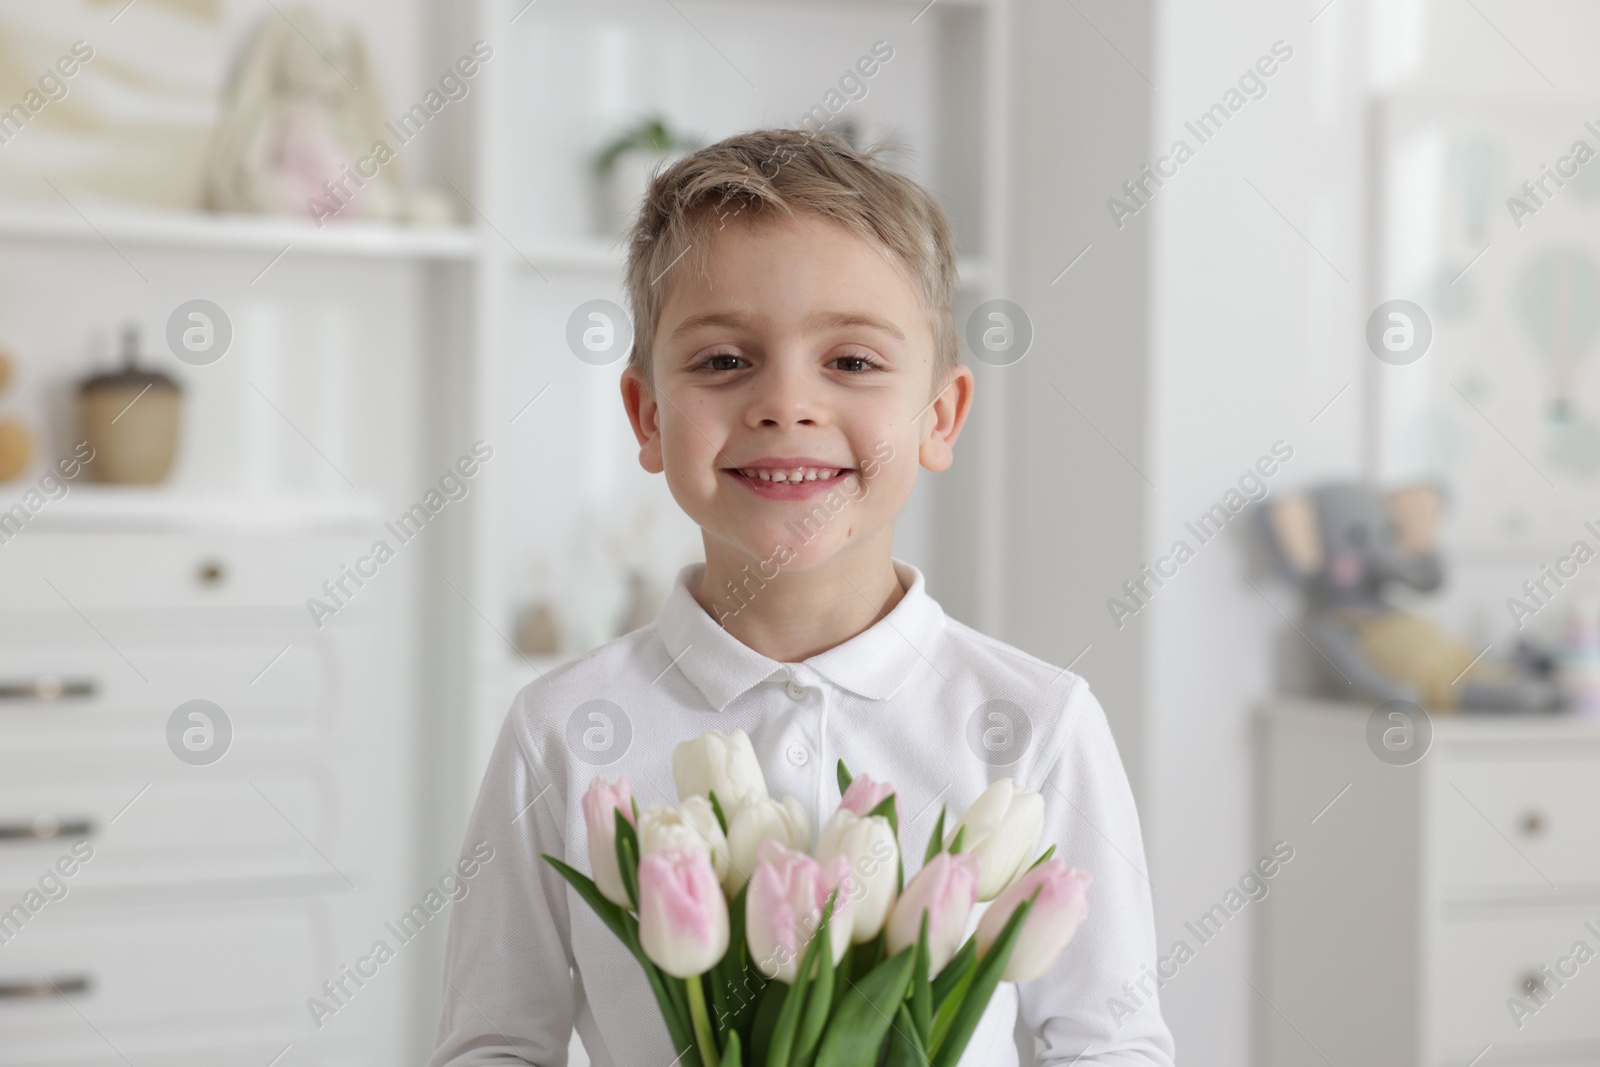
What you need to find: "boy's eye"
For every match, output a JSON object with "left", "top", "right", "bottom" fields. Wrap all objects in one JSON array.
[
  {"left": 695, "top": 351, "right": 748, "bottom": 372},
  {"left": 832, "top": 351, "right": 883, "bottom": 373}
]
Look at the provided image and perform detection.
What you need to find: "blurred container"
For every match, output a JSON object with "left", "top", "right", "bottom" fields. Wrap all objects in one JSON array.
[{"left": 77, "top": 325, "right": 181, "bottom": 485}]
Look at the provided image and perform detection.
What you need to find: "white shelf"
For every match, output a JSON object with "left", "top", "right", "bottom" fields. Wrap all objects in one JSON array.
[
  {"left": 0, "top": 205, "right": 481, "bottom": 260},
  {"left": 0, "top": 208, "right": 988, "bottom": 281},
  {"left": 16, "top": 485, "right": 384, "bottom": 534}
]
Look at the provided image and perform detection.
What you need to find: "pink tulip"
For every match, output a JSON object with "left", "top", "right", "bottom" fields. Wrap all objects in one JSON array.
[
  {"left": 839, "top": 773, "right": 902, "bottom": 828},
  {"left": 745, "top": 838, "right": 854, "bottom": 983},
  {"left": 885, "top": 851, "right": 980, "bottom": 977},
  {"left": 975, "top": 859, "right": 1091, "bottom": 982},
  {"left": 637, "top": 846, "right": 730, "bottom": 978},
  {"left": 582, "top": 776, "right": 636, "bottom": 907}
]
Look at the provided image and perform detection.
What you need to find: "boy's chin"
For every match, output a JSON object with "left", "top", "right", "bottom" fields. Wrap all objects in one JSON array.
[{"left": 710, "top": 529, "right": 853, "bottom": 573}]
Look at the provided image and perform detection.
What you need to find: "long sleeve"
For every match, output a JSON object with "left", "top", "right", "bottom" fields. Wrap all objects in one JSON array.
[
  {"left": 1016, "top": 679, "right": 1177, "bottom": 1066},
  {"left": 426, "top": 704, "right": 578, "bottom": 1066}
]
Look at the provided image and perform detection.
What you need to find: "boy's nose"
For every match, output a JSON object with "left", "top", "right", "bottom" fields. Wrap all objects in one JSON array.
[{"left": 748, "top": 358, "right": 824, "bottom": 427}]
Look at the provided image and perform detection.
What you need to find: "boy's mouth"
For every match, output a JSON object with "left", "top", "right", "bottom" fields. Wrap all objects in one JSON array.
[
  {"left": 721, "top": 459, "right": 859, "bottom": 499},
  {"left": 730, "top": 466, "right": 848, "bottom": 483}
]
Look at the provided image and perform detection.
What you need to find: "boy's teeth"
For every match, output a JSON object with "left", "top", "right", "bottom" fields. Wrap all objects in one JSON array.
[{"left": 741, "top": 467, "right": 842, "bottom": 483}]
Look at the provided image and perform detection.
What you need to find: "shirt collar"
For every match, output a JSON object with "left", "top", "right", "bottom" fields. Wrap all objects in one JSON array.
[{"left": 655, "top": 557, "right": 947, "bottom": 712}]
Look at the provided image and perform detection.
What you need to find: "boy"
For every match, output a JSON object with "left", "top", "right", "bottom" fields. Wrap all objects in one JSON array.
[{"left": 426, "top": 129, "right": 1176, "bottom": 1066}]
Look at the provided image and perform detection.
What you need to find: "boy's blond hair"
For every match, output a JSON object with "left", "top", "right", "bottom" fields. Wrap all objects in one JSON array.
[{"left": 622, "top": 127, "right": 959, "bottom": 401}]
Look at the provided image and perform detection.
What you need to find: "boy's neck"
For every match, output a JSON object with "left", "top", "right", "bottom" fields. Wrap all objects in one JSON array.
[{"left": 692, "top": 535, "right": 907, "bottom": 664}]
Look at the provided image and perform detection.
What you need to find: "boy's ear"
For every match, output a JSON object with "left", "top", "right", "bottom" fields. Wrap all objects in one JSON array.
[
  {"left": 917, "top": 364, "right": 975, "bottom": 473},
  {"left": 619, "top": 364, "right": 665, "bottom": 474}
]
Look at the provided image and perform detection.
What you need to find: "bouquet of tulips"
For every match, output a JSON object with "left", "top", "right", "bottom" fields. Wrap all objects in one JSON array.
[{"left": 543, "top": 729, "right": 1091, "bottom": 1067}]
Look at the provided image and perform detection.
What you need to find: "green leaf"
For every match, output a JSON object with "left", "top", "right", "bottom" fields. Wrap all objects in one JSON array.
[
  {"left": 546, "top": 849, "right": 690, "bottom": 1054},
  {"left": 709, "top": 790, "right": 729, "bottom": 836},
  {"left": 856, "top": 928, "right": 885, "bottom": 983},
  {"left": 666, "top": 973, "right": 692, "bottom": 1045},
  {"left": 867, "top": 793, "right": 898, "bottom": 837},
  {"left": 884, "top": 1002, "right": 932, "bottom": 1067},
  {"left": 930, "top": 892, "right": 1039, "bottom": 1067},
  {"left": 927, "top": 948, "right": 975, "bottom": 1054},
  {"left": 792, "top": 890, "right": 839, "bottom": 1067},
  {"left": 617, "top": 909, "right": 697, "bottom": 1061},
  {"left": 928, "top": 938, "right": 976, "bottom": 1017},
  {"left": 709, "top": 882, "right": 748, "bottom": 1038},
  {"left": 910, "top": 911, "right": 932, "bottom": 1043},
  {"left": 922, "top": 808, "right": 946, "bottom": 866},
  {"left": 832, "top": 941, "right": 855, "bottom": 1013},
  {"left": 541, "top": 853, "right": 628, "bottom": 944},
  {"left": 718, "top": 1029, "right": 742, "bottom": 1067},
  {"left": 837, "top": 758, "right": 853, "bottom": 797},
  {"left": 751, "top": 979, "right": 787, "bottom": 1065},
  {"left": 708, "top": 961, "right": 731, "bottom": 1044},
  {"left": 768, "top": 889, "right": 836, "bottom": 1067},
  {"left": 721, "top": 884, "right": 766, "bottom": 1045},
  {"left": 813, "top": 943, "right": 916, "bottom": 1067},
  {"left": 1026, "top": 844, "right": 1057, "bottom": 872},
  {"left": 947, "top": 825, "right": 966, "bottom": 855},
  {"left": 615, "top": 809, "right": 641, "bottom": 911}
]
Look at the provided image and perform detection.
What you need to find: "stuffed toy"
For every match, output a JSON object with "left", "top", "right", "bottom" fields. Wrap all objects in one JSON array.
[
  {"left": 201, "top": 6, "right": 401, "bottom": 220},
  {"left": 1260, "top": 482, "right": 1559, "bottom": 711}
]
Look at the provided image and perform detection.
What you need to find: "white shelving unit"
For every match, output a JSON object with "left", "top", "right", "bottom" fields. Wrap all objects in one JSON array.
[
  {"left": 0, "top": 0, "right": 1015, "bottom": 1061},
  {"left": 0, "top": 206, "right": 481, "bottom": 260}
]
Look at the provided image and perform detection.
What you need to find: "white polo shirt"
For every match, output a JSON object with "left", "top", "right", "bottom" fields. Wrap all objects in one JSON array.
[{"left": 426, "top": 557, "right": 1176, "bottom": 1067}]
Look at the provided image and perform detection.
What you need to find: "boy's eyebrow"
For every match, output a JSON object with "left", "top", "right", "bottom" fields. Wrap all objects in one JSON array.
[{"left": 670, "top": 309, "right": 906, "bottom": 343}]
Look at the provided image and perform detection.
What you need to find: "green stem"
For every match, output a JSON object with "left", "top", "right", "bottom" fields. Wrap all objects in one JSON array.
[{"left": 686, "top": 973, "right": 720, "bottom": 1067}]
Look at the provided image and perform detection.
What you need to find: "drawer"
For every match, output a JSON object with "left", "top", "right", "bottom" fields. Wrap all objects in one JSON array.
[
  {"left": 0, "top": 767, "right": 341, "bottom": 894},
  {"left": 0, "top": 897, "right": 332, "bottom": 1064},
  {"left": 0, "top": 630, "right": 337, "bottom": 743},
  {"left": 1431, "top": 909, "right": 1600, "bottom": 1053},
  {"left": 0, "top": 531, "right": 376, "bottom": 613},
  {"left": 1431, "top": 753, "right": 1600, "bottom": 896}
]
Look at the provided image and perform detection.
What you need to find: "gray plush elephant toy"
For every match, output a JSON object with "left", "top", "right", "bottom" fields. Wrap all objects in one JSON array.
[{"left": 1259, "top": 482, "right": 1559, "bottom": 712}]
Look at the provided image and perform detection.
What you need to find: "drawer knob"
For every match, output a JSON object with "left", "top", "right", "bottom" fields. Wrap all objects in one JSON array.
[
  {"left": 1520, "top": 811, "right": 1547, "bottom": 837},
  {"left": 0, "top": 975, "right": 90, "bottom": 999},
  {"left": 197, "top": 559, "right": 227, "bottom": 587}
]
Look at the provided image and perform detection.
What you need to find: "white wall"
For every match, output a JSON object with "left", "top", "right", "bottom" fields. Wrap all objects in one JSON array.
[
  {"left": 1006, "top": 0, "right": 1155, "bottom": 799},
  {"left": 1141, "top": 2, "right": 1369, "bottom": 1062},
  {"left": 1008, "top": 2, "right": 1600, "bottom": 1063}
]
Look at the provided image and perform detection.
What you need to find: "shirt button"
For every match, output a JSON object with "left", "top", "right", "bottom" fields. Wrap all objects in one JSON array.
[
  {"left": 786, "top": 744, "right": 810, "bottom": 767},
  {"left": 785, "top": 680, "right": 807, "bottom": 701}
]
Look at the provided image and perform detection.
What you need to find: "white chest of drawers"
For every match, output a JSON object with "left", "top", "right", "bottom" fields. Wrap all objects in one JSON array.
[
  {"left": 1257, "top": 699, "right": 1600, "bottom": 1067},
  {"left": 0, "top": 498, "right": 411, "bottom": 1066}
]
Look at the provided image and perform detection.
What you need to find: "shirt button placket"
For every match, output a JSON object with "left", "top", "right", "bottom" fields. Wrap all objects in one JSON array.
[{"left": 783, "top": 673, "right": 811, "bottom": 769}]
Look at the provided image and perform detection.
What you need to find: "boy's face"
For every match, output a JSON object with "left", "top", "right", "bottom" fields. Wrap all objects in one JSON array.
[{"left": 621, "top": 209, "right": 973, "bottom": 577}]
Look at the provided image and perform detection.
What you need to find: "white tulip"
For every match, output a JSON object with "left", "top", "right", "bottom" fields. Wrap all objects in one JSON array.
[
  {"left": 974, "top": 860, "right": 1091, "bottom": 982},
  {"left": 673, "top": 729, "right": 769, "bottom": 812},
  {"left": 638, "top": 846, "right": 730, "bottom": 978},
  {"left": 637, "top": 796, "right": 730, "bottom": 885},
  {"left": 884, "top": 851, "right": 980, "bottom": 977},
  {"left": 745, "top": 839, "right": 853, "bottom": 983},
  {"left": 944, "top": 777, "right": 1045, "bottom": 901},
  {"left": 815, "top": 808, "right": 899, "bottom": 943},
  {"left": 725, "top": 795, "right": 811, "bottom": 895}
]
